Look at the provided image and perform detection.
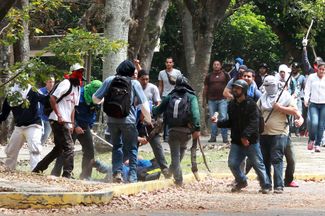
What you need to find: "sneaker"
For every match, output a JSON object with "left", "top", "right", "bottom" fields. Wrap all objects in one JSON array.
[
  {"left": 285, "top": 181, "right": 299, "bottom": 187},
  {"left": 260, "top": 188, "right": 272, "bottom": 194},
  {"left": 273, "top": 187, "right": 284, "bottom": 194},
  {"left": 307, "top": 140, "right": 315, "bottom": 150},
  {"left": 113, "top": 172, "right": 123, "bottom": 183},
  {"left": 315, "top": 146, "right": 321, "bottom": 152},
  {"left": 231, "top": 181, "right": 248, "bottom": 192},
  {"left": 162, "top": 168, "right": 172, "bottom": 179},
  {"left": 222, "top": 138, "right": 229, "bottom": 144},
  {"left": 208, "top": 137, "right": 216, "bottom": 143}
]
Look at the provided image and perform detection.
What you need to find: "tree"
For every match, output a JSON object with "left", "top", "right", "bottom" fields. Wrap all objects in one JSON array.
[
  {"left": 0, "top": 0, "right": 16, "bottom": 23},
  {"left": 102, "top": 0, "right": 131, "bottom": 79},
  {"left": 212, "top": 4, "right": 281, "bottom": 71},
  {"left": 253, "top": 0, "right": 325, "bottom": 63},
  {"left": 180, "top": 0, "right": 231, "bottom": 133}
]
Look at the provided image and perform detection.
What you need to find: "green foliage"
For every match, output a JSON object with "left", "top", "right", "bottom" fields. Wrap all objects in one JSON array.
[
  {"left": 0, "top": 58, "right": 60, "bottom": 106},
  {"left": 0, "top": 0, "right": 68, "bottom": 45},
  {"left": 45, "top": 28, "right": 126, "bottom": 65},
  {"left": 212, "top": 4, "right": 281, "bottom": 70}
]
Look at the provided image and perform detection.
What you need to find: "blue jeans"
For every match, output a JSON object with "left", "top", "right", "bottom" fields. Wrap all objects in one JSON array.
[
  {"left": 108, "top": 123, "right": 138, "bottom": 182},
  {"left": 260, "top": 135, "right": 287, "bottom": 188},
  {"left": 228, "top": 143, "right": 271, "bottom": 189},
  {"left": 208, "top": 99, "right": 228, "bottom": 140},
  {"left": 308, "top": 103, "right": 325, "bottom": 146},
  {"left": 41, "top": 120, "right": 52, "bottom": 146}
]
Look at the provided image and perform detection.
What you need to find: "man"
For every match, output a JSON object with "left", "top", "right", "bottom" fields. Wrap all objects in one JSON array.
[
  {"left": 158, "top": 57, "right": 182, "bottom": 142},
  {"left": 203, "top": 60, "right": 230, "bottom": 143},
  {"left": 50, "top": 80, "right": 103, "bottom": 180},
  {"left": 276, "top": 64, "right": 297, "bottom": 96},
  {"left": 223, "top": 65, "right": 247, "bottom": 100},
  {"left": 33, "top": 63, "right": 83, "bottom": 178},
  {"left": 258, "top": 75, "right": 302, "bottom": 193},
  {"left": 302, "top": 38, "right": 323, "bottom": 75},
  {"left": 38, "top": 76, "right": 55, "bottom": 146},
  {"left": 224, "top": 68, "right": 261, "bottom": 102},
  {"left": 153, "top": 75, "right": 200, "bottom": 186},
  {"left": 0, "top": 84, "right": 44, "bottom": 170},
  {"left": 214, "top": 79, "right": 271, "bottom": 193},
  {"left": 93, "top": 60, "right": 151, "bottom": 183},
  {"left": 229, "top": 57, "right": 244, "bottom": 78},
  {"left": 291, "top": 62, "right": 306, "bottom": 137},
  {"left": 255, "top": 63, "right": 269, "bottom": 89},
  {"left": 137, "top": 69, "right": 170, "bottom": 178}
]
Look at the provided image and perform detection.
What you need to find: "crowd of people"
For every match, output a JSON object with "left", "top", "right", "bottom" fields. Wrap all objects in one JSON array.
[{"left": 0, "top": 39, "right": 324, "bottom": 194}]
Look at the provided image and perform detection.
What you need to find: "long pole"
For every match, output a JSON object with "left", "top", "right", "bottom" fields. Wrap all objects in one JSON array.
[{"left": 264, "top": 72, "right": 293, "bottom": 123}]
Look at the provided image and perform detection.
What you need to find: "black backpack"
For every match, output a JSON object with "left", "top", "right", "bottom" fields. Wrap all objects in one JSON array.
[
  {"left": 103, "top": 75, "right": 132, "bottom": 118},
  {"left": 43, "top": 80, "right": 72, "bottom": 117},
  {"left": 166, "top": 91, "right": 191, "bottom": 127}
]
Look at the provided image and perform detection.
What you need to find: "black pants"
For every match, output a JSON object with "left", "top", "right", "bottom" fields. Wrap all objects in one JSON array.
[
  {"left": 33, "top": 121, "right": 74, "bottom": 178},
  {"left": 51, "top": 126, "right": 95, "bottom": 179}
]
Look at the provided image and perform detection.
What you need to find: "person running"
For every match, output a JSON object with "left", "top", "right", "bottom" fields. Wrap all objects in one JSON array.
[
  {"left": 32, "top": 63, "right": 83, "bottom": 178},
  {"left": 258, "top": 75, "right": 301, "bottom": 193},
  {"left": 153, "top": 75, "right": 200, "bottom": 186},
  {"left": 214, "top": 79, "right": 271, "bottom": 193},
  {"left": 304, "top": 62, "right": 325, "bottom": 152},
  {"left": 0, "top": 84, "right": 45, "bottom": 170},
  {"left": 50, "top": 80, "right": 102, "bottom": 180},
  {"left": 93, "top": 60, "right": 151, "bottom": 183}
]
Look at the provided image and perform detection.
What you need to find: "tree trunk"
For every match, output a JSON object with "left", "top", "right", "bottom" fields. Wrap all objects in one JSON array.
[
  {"left": 0, "top": 0, "right": 16, "bottom": 23},
  {"left": 128, "top": 0, "right": 150, "bottom": 60},
  {"left": 180, "top": 4, "right": 195, "bottom": 73},
  {"left": 0, "top": 45, "right": 11, "bottom": 145},
  {"left": 102, "top": 0, "right": 131, "bottom": 79},
  {"left": 13, "top": 0, "right": 30, "bottom": 63},
  {"left": 138, "top": 0, "right": 169, "bottom": 70},
  {"left": 182, "top": 0, "right": 231, "bottom": 134}
]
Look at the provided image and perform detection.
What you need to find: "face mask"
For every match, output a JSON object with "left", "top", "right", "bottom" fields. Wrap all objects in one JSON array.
[{"left": 264, "top": 84, "right": 277, "bottom": 96}]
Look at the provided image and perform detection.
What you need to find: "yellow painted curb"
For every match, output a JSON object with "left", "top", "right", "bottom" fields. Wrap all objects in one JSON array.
[
  {"left": 0, "top": 191, "right": 114, "bottom": 209},
  {"left": 0, "top": 172, "right": 324, "bottom": 209}
]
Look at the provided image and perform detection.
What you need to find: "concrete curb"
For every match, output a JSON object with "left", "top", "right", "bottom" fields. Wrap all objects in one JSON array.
[{"left": 0, "top": 172, "right": 325, "bottom": 209}]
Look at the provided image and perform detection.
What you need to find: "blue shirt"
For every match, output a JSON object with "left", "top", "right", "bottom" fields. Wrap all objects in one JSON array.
[
  {"left": 75, "top": 87, "right": 98, "bottom": 129},
  {"left": 94, "top": 76, "right": 148, "bottom": 124},
  {"left": 38, "top": 87, "right": 50, "bottom": 121}
]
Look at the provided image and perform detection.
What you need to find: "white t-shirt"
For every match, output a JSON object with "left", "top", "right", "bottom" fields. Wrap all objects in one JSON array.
[
  {"left": 143, "top": 83, "right": 161, "bottom": 105},
  {"left": 49, "top": 79, "right": 80, "bottom": 123},
  {"left": 158, "top": 69, "right": 182, "bottom": 97}
]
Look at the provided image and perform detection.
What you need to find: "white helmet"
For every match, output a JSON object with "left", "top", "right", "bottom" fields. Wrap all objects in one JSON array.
[{"left": 70, "top": 63, "right": 85, "bottom": 72}]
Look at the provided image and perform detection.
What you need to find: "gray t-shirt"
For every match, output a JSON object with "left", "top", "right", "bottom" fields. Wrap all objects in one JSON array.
[
  {"left": 143, "top": 83, "right": 161, "bottom": 105},
  {"left": 158, "top": 69, "right": 182, "bottom": 97}
]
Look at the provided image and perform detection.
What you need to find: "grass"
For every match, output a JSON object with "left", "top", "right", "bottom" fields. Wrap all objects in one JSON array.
[{"left": 16, "top": 146, "right": 230, "bottom": 180}]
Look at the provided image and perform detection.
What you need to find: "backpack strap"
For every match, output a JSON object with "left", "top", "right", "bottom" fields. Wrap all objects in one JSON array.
[{"left": 56, "top": 80, "right": 73, "bottom": 104}]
